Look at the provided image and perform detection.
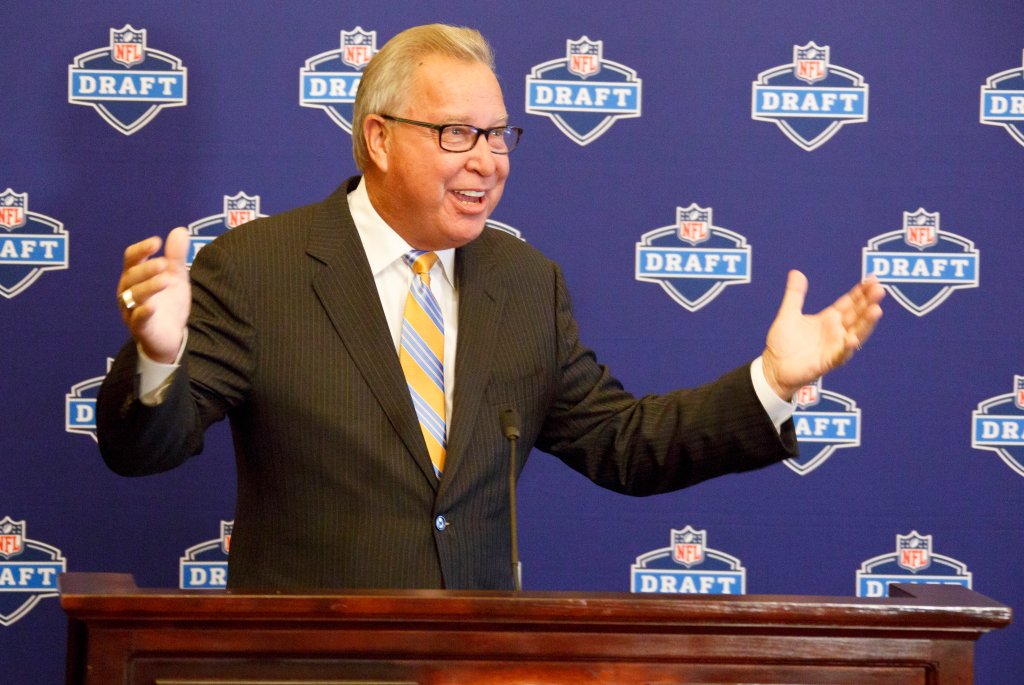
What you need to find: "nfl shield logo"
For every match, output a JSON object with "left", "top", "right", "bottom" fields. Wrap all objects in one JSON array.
[
  {"left": 1015, "top": 375, "right": 1024, "bottom": 410},
  {"left": 567, "top": 37, "right": 602, "bottom": 79},
  {"left": 224, "top": 192, "right": 260, "bottom": 228},
  {"left": 341, "top": 28, "right": 376, "bottom": 70},
  {"left": 903, "top": 208, "right": 939, "bottom": 249},
  {"left": 897, "top": 531, "right": 932, "bottom": 572},
  {"left": 0, "top": 517, "right": 25, "bottom": 560},
  {"left": 0, "top": 188, "right": 27, "bottom": 230},
  {"left": 676, "top": 204, "right": 710, "bottom": 245},
  {"left": 111, "top": 25, "right": 146, "bottom": 68},
  {"left": 795, "top": 378, "right": 822, "bottom": 409},
  {"left": 794, "top": 42, "right": 828, "bottom": 84},
  {"left": 220, "top": 521, "right": 233, "bottom": 555},
  {"left": 671, "top": 526, "right": 705, "bottom": 567}
]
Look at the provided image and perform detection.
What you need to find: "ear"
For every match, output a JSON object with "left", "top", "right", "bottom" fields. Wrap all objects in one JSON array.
[{"left": 363, "top": 114, "right": 391, "bottom": 173}]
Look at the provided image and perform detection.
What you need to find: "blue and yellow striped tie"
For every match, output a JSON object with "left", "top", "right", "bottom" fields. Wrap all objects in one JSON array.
[{"left": 400, "top": 251, "right": 446, "bottom": 477}]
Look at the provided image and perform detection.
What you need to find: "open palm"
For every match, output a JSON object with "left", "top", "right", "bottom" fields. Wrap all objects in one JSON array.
[{"left": 762, "top": 270, "right": 884, "bottom": 401}]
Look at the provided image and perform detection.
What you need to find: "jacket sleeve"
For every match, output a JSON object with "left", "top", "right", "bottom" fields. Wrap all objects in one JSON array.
[
  {"left": 96, "top": 237, "right": 255, "bottom": 476},
  {"left": 534, "top": 263, "right": 798, "bottom": 496}
]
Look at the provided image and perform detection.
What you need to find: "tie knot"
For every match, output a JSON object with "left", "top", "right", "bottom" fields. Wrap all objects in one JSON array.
[{"left": 404, "top": 250, "right": 438, "bottom": 277}]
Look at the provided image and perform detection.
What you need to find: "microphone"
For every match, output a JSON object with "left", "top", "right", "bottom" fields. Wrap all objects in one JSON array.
[{"left": 500, "top": 407, "right": 522, "bottom": 591}]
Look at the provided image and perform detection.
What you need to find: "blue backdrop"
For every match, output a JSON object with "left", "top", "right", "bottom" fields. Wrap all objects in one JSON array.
[{"left": 2, "top": 1, "right": 1022, "bottom": 682}]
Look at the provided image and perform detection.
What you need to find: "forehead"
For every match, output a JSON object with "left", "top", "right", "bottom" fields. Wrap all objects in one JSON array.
[{"left": 406, "top": 55, "right": 506, "bottom": 121}]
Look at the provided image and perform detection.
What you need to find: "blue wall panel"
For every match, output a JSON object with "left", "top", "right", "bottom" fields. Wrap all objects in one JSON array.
[{"left": 2, "top": 2, "right": 1022, "bottom": 681}]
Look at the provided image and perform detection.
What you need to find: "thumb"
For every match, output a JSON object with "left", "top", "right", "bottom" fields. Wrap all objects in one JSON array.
[
  {"left": 777, "top": 269, "right": 808, "bottom": 316},
  {"left": 163, "top": 227, "right": 190, "bottom": 269}
]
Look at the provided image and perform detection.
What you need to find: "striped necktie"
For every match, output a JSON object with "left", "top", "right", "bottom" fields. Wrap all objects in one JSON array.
[{"left": 399, "top": 250, "right": 446, "bottom": 477}]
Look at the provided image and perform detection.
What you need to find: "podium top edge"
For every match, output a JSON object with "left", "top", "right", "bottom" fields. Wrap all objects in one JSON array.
[{"left": 58, "top": 573, "right": 1011, "bottom": 632}]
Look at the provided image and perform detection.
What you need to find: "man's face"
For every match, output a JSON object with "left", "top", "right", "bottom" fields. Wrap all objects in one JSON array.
[{"left": 368, "top": 55, "right": 510, "bottom": 251}]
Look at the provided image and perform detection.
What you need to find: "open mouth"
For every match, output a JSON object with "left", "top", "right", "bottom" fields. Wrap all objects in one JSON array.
[{"left": 453, "top": 190, "right": 485, "bottom": 204}]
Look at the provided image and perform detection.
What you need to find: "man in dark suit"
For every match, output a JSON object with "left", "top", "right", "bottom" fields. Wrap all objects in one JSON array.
[{"left": 98, "top": 25, "right": 884, "bottom": 590}]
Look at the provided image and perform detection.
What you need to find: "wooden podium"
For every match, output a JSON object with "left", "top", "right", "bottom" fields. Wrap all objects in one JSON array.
[{"left": 60, "top": 573, "right": 1010, "bottom": 684}]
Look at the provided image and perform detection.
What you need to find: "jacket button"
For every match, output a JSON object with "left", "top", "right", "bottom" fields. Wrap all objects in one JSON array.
[{"left": 434, "top": 515, "right": 448, "bottom": 531}]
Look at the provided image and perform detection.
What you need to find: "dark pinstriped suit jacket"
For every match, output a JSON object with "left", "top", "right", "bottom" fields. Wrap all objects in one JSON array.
[{"left": 97, "top": 176, "right": 799, "bottom": 591}]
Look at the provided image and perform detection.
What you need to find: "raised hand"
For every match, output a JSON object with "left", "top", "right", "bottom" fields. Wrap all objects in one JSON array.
[
  {"left": 116, "top": 227, "right": 192, "bottom": 364},
  {"left": 761, "top": 270, "right": 885, "bottom": 401}
]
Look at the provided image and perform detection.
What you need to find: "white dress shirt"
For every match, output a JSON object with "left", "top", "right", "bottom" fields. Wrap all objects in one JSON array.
[{"left": 347, "top": 178, "right": 458, "bottom": 427}]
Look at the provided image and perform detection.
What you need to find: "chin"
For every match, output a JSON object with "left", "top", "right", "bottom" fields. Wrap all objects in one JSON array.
[
  {"left": 446, "top": 227, "right": 487, "bottom": 249},
  {"left": 439, "top": 217, "right": 489, "bottom": 248}
]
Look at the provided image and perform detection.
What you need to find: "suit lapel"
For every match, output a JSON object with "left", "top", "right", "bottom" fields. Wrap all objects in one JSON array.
[
  {"left": 305, "top": 179, "right": 439, "bottom": 487},
  {"left": 441, "top": 234, "right": 505, "bottom": 487}
]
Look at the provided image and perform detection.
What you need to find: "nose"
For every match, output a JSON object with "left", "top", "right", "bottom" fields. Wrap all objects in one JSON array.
[{"left": 464, "top": 134, "right": 498, "bottom": 176}]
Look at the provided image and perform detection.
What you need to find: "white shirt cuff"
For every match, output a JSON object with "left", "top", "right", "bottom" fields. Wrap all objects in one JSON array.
[
  {"left": 136, "top": 331, "right": 187, "bottom": 406},
  {"left": 750, "top": 356, "right": 796, "bottom": 434}
]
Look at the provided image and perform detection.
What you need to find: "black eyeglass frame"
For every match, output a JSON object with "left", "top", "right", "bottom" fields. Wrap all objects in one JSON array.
[{"left": 381, "top": 115, "right": 522, "bottom": 154}]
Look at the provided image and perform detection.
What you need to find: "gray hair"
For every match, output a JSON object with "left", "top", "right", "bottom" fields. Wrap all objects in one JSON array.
[{"left": 352, "top": 24, "right": 496, "bottom": 170}]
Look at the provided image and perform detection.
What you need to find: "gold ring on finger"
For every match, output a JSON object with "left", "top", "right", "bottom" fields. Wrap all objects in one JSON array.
[{"left": 120, "top": 288, "right": 137, "bottom": 312}]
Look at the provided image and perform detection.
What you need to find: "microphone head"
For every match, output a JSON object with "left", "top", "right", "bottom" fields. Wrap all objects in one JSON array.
[{"left": 500, "top": 407, "right": 521, "bottom": 440}]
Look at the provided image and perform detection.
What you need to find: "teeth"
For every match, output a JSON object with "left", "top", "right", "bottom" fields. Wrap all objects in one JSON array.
[{"left": 457, "top": 190, "right": 484, "bottom": 197}]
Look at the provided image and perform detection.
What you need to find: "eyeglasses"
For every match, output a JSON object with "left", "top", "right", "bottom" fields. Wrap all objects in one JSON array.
[{"left": 381, "top": 115, "right": 522, "bottom": 154}]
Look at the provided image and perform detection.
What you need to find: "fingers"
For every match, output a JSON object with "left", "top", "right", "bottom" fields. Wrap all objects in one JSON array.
[
  {"left": 836, "top": 278, "right": 885, "bottom": 352},
  {"left": 117, "top": 228, "right": 188, "bottom": 321},
  {"left": 122, "top": 235, "right": 162, "bottom": 272},
  {"left": 834, "top": 278, "right": 884, "bottom": 321},
  {"left": 850, "top": 302, "right": 884, "bottom": 349},
  {"left": 119, "top": 235, "right": 161, "bottom": 297},
  {"left": 119, "top": 266, "right": 176, "bottom": 312},
  {"left": 799, "top": 275, "right": 884, "bottom": 372},
  {"left": 118, "top": 254, "right": 171, "bottom": 313}
]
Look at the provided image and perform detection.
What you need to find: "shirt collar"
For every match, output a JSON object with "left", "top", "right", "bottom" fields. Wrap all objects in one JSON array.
[{"left": 347, "top": 177, "right": 455, "bottom": 287}]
